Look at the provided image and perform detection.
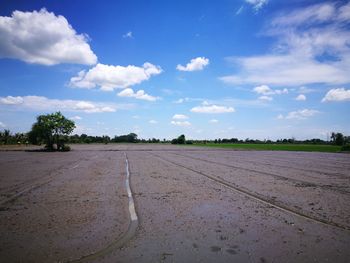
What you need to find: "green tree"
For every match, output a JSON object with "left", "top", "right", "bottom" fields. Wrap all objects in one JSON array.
[
  {"left": 28, "top": 112, "right": 75, "bottom": 151},
  {"left": 331, "top": 132, "right": 345, "bottom": 146},
  {"left": 1, "top": 129, "right": 10, "bottom": 144},
  {"left": 177, "top": 134, "right": 186, "bottom": 144}
]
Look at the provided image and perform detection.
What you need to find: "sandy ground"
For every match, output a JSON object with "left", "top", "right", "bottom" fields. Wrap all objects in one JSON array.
[{"left": 0, "top": 144, "right": 349, "bottom": 263}]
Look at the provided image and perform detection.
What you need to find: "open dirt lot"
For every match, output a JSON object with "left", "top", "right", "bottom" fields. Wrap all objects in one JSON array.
[{"left": 0, "top": 144, "right": 349, "bottom": 263}]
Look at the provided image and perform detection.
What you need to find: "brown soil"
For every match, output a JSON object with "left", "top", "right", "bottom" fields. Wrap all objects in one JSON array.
[{"left": 0, "top": 144, "right": 349, "bottom": 263}]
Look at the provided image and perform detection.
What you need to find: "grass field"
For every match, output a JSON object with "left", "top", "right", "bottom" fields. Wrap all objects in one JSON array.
[{"left": 192, "top": 143, "right": 342, "bottom": 153}]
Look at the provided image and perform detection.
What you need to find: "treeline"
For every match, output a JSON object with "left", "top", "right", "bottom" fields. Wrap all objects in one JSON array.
[
  {"left": 1, "top": 129, "right": 349, "bottom": 147},
  {"left": 186, "top": 132, "right": 349, "bottom": 146},
  {"left": 67, "top": 133, "right": 162, "bottom": 144},
  {"left": 0, "top": 130, "right": 29, "bottom": 145}
]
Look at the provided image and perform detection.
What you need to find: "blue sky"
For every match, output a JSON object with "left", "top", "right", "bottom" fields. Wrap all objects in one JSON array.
[{"left": 0, "top": 0, "right": 349, "bottom": 140}]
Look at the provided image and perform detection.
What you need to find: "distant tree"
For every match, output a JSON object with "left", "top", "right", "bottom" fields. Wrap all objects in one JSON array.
[
  {"left": 1, "top": 129, "right": 10, "bottom": 144},
  {"left": 331, "top": 132, "right": 345, "bottom": 146},
  {"left": 28, "top": 112, "right": 75, "bottom": 151},
  {"left": 177, "top": 134, "right": 186, "bottom": 144}
]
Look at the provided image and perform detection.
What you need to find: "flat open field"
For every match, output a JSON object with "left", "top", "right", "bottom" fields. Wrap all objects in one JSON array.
[
  {"left": 1, "top": 144, "right": 350, "bottom": 263},
  {"left": 192, "top": 143, "right": 342, "bottom": 152}
]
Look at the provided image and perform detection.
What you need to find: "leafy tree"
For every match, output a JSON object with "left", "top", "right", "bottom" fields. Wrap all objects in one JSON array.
[
  {"left": 0, "top": 129, "right": 10, "bottom": 144},
  {"left": 172, "top": 134, "right": 186, "bottom": 144},
  {"left": 331, "top": 132, "right": 345, "bottom": 146},
  {"left": 177, "top": 134, "right": 185, "bottom": 144},
  {"left": 28, "top": 112, "right": 75, "bottom": 151}
]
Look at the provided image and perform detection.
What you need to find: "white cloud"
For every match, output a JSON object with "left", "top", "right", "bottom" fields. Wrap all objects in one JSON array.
[
  {"left": 271, "top": 3, "right": 335, "bottom": 27},
  {"left": 298, "top": 86, "right": 316, "bottom": 94},
  {"left": 191, "top": 103, "right": 235, "bottom": 114},
  {"left": 221, "top": 2, "right": 350, "bottom": 87},
  {"left": 253, "top": 85, "right": 271, "bottom": 95},
  {"left": 0, "top": 8, "right": 97, "bottom": 65},
  {"left": 117, "top": 88, "right": 159, "bottom": 101},
  {"left": 338, "top": 2, "right": 350, "bottom": 21},
  {"left": 0, "top": 96, "right": 24, "bottom": 105},
  {"left": 322, "top": 88, "right": 350, "bottom": 102},
  {"left": 0, "top": 95, "right": 127, "bottom": 113},
  {"left": 253, "top": 85, "right": 288, "bottom": 95},
  {"left": 295, "top": 94, "right": 306, "bottom": 101},
  {"left": 0, "top": 121, "right": 5, "bottom": 128},
  {"left": 209, "top": 119, "right": 219, "bottom": 123},
  {"left": 70, "top": 62, "right": 162, "bottom": 91},
  {"left": 176, "top": 57, "right": 209, "bottom": 71},
  {"left": 258, "top": 95, "right": 273, "bottom": 101},
  {"left": 284, "top": 109, "right": 319, "bottom": 120},
  {"left": 172, "top": 114, "right": 188, "bottom": 120},
  {"left": 276, "top": 114, "right": 284, "bottom": 120},
  {"left": 171, "top": 120, "right": 191, "bottom": 127},
  {"left": 174, "top": 98, "right": 185, "bottom": 104},
  {"left": 70, "top": 116, "right": 82, "bottom": 120},
  {"left": 123, "top": 31, "right": 133, "bottom": 38},
  {"left": 245, "top": 0, "right": 268, "bottom": 11},
  {"left": 149, "top": 120, "right": 158, "bottom": 124}
]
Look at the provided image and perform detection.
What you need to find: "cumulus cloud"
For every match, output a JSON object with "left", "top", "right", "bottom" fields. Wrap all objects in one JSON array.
[
  {"left": 176, "top": 57, "right": 209, "bottom": 71},
  {"left": 322, "top": 88, "right": 350, "bottom": 102},
  {"left": 295, "top": 94, "right": 306, "bottom": 101},
  {"left": 253, "top": 85, "right": 288, "bottom": 95},
  {"left": 0, "top": 96, "right": 24, "bottom": 105},
  {"left": 171, "top": 121, "right": 191, "bottom": 127},
  {"left": 117, "top": 88, "right": 159, "bottom": 101},
  {"left": 245, "top": 0, "right": 268, "bottom": 11},
  {"left": 0, "top": 8, "right": 97, "bottom": 65},
  {"left": 0, "top": 121, "right": 5, "bottom": 128},
  {"left": 0, "top": 95, "right": 127, "bottom": 113},
  {"left": 70, "top": 62, "right": 162, "bottom": 91},
  {"left": 172, "top": 114, "right": 188, "bottom": 120},
  {"left": 209, "top": 119, "right": 219, "bottom": 123},
  {"left": 191, "top": 102, "right": 235, "bottom": 114},
  {"left": 221, "top": 2, "right": 350, "bottom": 87},
  {"left": 278, "top": 109, "right": 320, "bottom": 120},
  {"left": 149, "top": 120, "right": 158, "bottom": 124}
]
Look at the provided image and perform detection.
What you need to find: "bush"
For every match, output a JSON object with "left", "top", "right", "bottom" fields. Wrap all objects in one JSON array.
[
  {"left": 341, "top": 144, "right": 350, "bottom": 152},
  {"left": 186, "top": 140, "right": 193, "bottom": 144},
  {"left": 60, "top": 145, "right": 71, "bottom": 152}
]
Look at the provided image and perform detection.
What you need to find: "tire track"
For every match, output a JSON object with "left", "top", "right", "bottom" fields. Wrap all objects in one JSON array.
[
  {"left": 149, "top": 152, "right": 350, "bottom": 232},
  {"left": 181, "top": 151, "right": 349, "bottom": 180},
  {"left": 169, "top": 152, "right": 350, "bottom": 195},
  {"left": 67, "top": 152, "right": 138, "bottom": 263},
  {"left": 0, "top": 156, "right": 89, "bottom": 207}
]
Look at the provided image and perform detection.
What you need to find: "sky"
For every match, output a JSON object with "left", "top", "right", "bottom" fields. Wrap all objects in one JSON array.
[{"left": 0, "top": 0, "right": 349, "bottom": 140}]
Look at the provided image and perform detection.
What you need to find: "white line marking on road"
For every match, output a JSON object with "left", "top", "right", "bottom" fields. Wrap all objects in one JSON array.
[
  {"left": 125, "top": 153, "right": 138, "bottom": 222},
  {"left": 67, "top": 153, "right": 139, "bottom": 262},
  {"left": 72, "top": 164, "right": 79, "bottom": 169}
]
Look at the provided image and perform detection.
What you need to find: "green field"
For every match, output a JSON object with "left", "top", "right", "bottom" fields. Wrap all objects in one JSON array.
[{"left": 191, "top": 143, "right": 342, "bottom": 153}]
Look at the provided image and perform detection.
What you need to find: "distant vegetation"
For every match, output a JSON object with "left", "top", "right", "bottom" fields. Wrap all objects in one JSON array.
[
  {"left": 1, "top": 113, "right": 349, "bottom": 153},
  {"left": 193, "top": 143, "right": 342, "bottom": 153}
]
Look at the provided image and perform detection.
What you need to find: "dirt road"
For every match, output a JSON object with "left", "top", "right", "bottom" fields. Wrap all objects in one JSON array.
[{"left": 0, "top": 144, "right": 349, "bottom": 262}]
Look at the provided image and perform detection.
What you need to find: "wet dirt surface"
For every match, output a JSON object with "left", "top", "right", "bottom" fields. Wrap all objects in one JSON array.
[{"left": 0, "top": 144, "right": 349, "bottom": 262}]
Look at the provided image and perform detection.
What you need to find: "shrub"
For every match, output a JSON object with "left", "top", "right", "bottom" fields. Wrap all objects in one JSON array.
[
  {"left": 60, "top": 145, "right": 71, "bottom": 152},
  {"left": 341, "top": 144, "right": 350, "bottom": 152}
]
